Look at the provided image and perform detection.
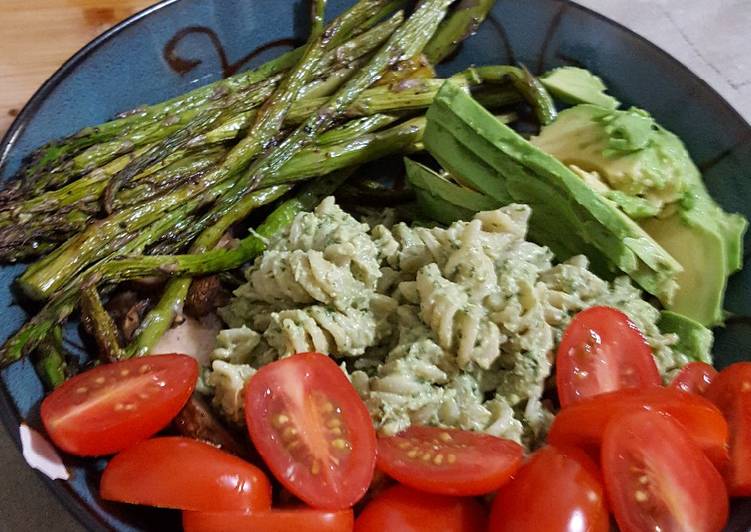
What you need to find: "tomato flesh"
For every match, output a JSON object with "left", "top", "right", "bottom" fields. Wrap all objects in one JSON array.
[
  {"left": 548, "top": 387, "right": 729, "bottom": 468},
  {"left": 602, "top": 410, "right": 728, "bottom": 532},
  {"left": 488, "top": 445, "right": 609, "bottom": 532},
  {"left": 100, "top": 437, "right": 271, "bottom": 511},
  {"left": 183, "top": 508, "right": 354, "bottom": 532},
  {"left": 377, "top": 425, "right": 524, "bottom": 495},
  {"left": 705, "top": 362, "right": 751, "bottom": 496},
  {"left": 670, "top": 362, "right": 718, "bottom": 395},
  {"left": 244, "top": 352, "right": 376, "bottom": 510},
  {"left": 354, "top": 484, "right": 487, "bottom": 532},
  {"left": 556, "top": 306, "right": 660, "bottom": 407},
  {"left": 41, "top": 354, "right": 197, "bottom": 456}
]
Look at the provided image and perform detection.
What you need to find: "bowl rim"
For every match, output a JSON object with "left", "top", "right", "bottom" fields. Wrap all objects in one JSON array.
[{"left": 0, "top": 0, "right": 749, "bottom": 530}]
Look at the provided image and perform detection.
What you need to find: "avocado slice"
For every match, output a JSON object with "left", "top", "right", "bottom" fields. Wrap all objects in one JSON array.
[
  {"left": 541, "top": 67, "right": 620, "bottom": 109},
  {"left": 424, "top": 81, "right": 683, "bottom": 305},
  {"left": 405, "top": 158, "right": 500, "bottom": 224},
  {"left": 657, "top": 310, "right": 713, "bottom": 364}
]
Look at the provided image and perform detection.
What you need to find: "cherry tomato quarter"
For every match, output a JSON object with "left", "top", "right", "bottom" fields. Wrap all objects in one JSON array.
[
  {"left": 377, "top": 425, "right": 523, "bottom": 495},
  {"left": 100, "top": 437, "right": 271, "bottom": 512},
  {"left": 354, "top": 484, "right": 486, "bottom": 532},
  {"left": 556, "top": 306, "right": 660, "bottom": 407},
  {"left": 41, "top": 354, "right": 197, "bottom": 456},
  {"left": 244, "top": 352, "right": 376, "bottom": 510},
  {"left": 601, "top": 410, "right": 728, "bottom": 532},
  {"left": 183, "top": 508, "right": 354, "bottom": 532},
  {"left": 670, "top": 362, "right": 718, "bottom": 395},
  {"left": 705, "top": 362, "right": 751, "bottom": 496},
  {"left": 488, "top": 445, "right": 609, "bottom": 532},
  {"left": 548, "top": 387, "right": 729, "bottom": 468}
]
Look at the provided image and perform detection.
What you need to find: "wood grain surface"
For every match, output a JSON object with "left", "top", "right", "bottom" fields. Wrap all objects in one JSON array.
[{"left": 0, "top": 0, "right": 153, "bottom": 135}]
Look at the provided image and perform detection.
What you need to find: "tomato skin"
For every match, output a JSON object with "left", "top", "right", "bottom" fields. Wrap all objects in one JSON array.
[
  {"left": 548, "top": 387, "right": 729, "bottom": 468},
  {"left": 671, "top": 362, "right": 718, "bottom": 395},
  {"left": 244, "top": 352, "right": 376, "bottom": 510},
  {"left": 100, "top": 437, "right": 272, "bottom": 511},
  {"left": 705, "top": 362, "right": 751, "bottom": 496},
  {"left": 556, "top": 306, "right": 660, "bottom": 407},
  {"left": 354, "top": 485, "right": 486, "bottom": 532},
  {"left": 602, "top": 410, "right": 728, "bottom": 532},
  {"left": 488, "top": 446, "right": 609, "bottom": 532},
  {"left": 376, "top": 426, "right": 523, "bottom": 496},
  {"left": 41, "top": 354, "right": 197, "bottom": 456},
  {"left": 182, "top": 508, "right": 354, "bottom": 532}
]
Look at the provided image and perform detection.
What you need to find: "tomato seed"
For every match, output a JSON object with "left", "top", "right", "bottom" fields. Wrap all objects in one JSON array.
[
  {"left": 95, "top": 377, "right": 106, "bottom": 385},
  {"left": 139, "top": 365, "right": 151, "bottom": 373},
  {"left": 634, "top": 490, "right": 649, "bottom": 502},
  {"left": 273, "top": 414, "right": 289, "bottom": 428},
  {"left": 114, "top": 403, "right": 125, "bottom": 412},
  {"left": 438, "top": 432, "right": 452, "bottom": 442},
  {"left": 331, "top": 438, "right": 349, "bottom": 451},
  {"left": 421, "top": 452, "right": 433, "bottom": 461},
  {"left": 76, "top": 387, "right": 87, "bottom": 394},
  {"left": 447, "top": 454, "right": 457, "bottom": 464},
  {"left": 329, "top": 427, "right": 342, "bottom": 436},
  {"left": 434, "top": 454, "right": 444, "bottom": 465},
  {"left": 407, "top": 449, "right": 419, "bottom": 458},
  {"left": 311, "top": 460, "right": 321, "bottom": 475}
]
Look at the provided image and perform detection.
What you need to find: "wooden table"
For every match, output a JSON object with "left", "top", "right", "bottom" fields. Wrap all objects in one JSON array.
[{"left": 0, "top": 0, "right": 153, "bottom": 135}]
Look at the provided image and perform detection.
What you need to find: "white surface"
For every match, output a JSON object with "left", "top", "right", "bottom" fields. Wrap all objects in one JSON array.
[
  {"left": 576, "top": 0, "right": 751, "bottom": 121},
  {"left": 19, "top": 423, "right": 69, "bottom": 481}
]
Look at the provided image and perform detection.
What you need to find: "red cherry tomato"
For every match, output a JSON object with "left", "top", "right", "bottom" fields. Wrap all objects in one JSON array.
[
  {"left": 488, "top": 446, "right": 609, "bottom": 532},
  {"left": 670, "top": 362, "right": 718, "bottom": 395},
  {"left": 376, "top": 425, "right": 524, "bottom": 495},
  {"left": 354, "top": 484, "right": 487, "bottom": 532},
  {"left": 548, "top": 387, "right": 729, "bottom": 468},
  {"left": 244, "top": 352, "right": 376, "bottom": 510},
  {"left": 556, "top": 306, "right": 660, "bottom": 407},
  {"left": 602, "top": 410, "right": 728, "bottom": 532},
  {"left": 100, "top": 437, "right": 271, "bottom": 512},
  {"left": 183, "top": 508, "right": 354, "bottom": 532},
  {"left": 41, "top": 354, "right": 197, "bottom": 456},
  {"left": 705, "top": 362, "right": 751, "bottom": 496}
]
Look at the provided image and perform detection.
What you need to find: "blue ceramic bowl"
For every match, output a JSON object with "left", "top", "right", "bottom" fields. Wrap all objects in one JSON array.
[{"left": 1, "top": 0, "right": 749, "bottom": 530}]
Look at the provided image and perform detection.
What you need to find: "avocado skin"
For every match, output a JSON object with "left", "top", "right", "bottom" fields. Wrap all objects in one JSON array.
[
  {"left": 424, "top": 81, "right": 682, "bottom": 305},
  {"left": 405, "top": 158, "right": 500, "bottom": 224},
  {"left": 540, "top": 66, "right": 620, "bottom": 109},
  {"left": 657, "top": 310, "right": 713, "bottom": 364}
]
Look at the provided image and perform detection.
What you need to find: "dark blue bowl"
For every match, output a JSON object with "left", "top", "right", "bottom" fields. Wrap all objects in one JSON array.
[{"left": 1, "top": 0, "right": 749, "bottom": 530}]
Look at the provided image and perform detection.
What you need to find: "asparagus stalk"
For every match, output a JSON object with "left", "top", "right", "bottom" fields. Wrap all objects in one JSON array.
[
  {"left": 461, "top": 65, "right": 557, "bottom": 125},
  {"left": 0, "top": 200, "right": 201, "bottom": 366},
  {"left": 80, "top": 285, "right": 125, "bottom": 362},
  {"left": 422, "top": 0, "right": 497, "bottom": 64},
  {"left": 7, "top": 6, "right": 403, "bottom": 200},
  {"left": 122, "top": 1, "right": 394, "bottom": 355},
  {"left": 240, "top": 0, "right": 455, "bottom": 193},
  {"left": 34, "top": 326, "right": 68, "bottom": 389},
  {"left": 125, "top": 170, "right": 353, "bottom": 358}
]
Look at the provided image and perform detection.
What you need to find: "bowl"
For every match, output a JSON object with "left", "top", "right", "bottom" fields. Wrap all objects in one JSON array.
[{"left": 1, "top": 0, "right": 749, "bottom": 529}]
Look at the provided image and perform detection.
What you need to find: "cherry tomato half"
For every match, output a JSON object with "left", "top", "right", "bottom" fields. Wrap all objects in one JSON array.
[
  {"left": 376, "top": 426, "right": 523, "bottom": 496},
  {"left": 244, "top": 352, "right": 376, "bottom": 510},
  {"left": 705, "top": 362, "right": 751, "bottom": 496},
  {"left": 548, "top": 387, "right": 729, "bottom": 468},
  {"left": 100, "top": 437, "right": 271, "bottom": 512},
  {"left": 488, "top": 445, "right": 609, "bottom": 532},
  {"left": 670, "top": 362, "right": 718, "bottom": 395},
  {"left": 41, "top": 354, "right": 197, "bottom": 456},
  {"left": 556, "top": 306, "right": 660, "bottom": 407},
  {"left": 183, "top": 508, "right": 354, "bottom": 532},
  {"left": 602, "top": 410, "right": 728, "bottom": 532},
  {"left": 355, "top": 484, "right": 487, "bottom": 532}
]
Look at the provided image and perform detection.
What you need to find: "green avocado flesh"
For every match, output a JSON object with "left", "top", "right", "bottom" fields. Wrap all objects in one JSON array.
[
  {"left": 540, "top": 66, "right": 620, "bottom": 109},
  {"left": 405, "top": 158, "right": 500, "bottom": 224},
  {"left": 657, "top": 310, "right": 713, "bottom": 363},
  {"left": 423, "top": 81, "right": 682, "bottom": 305},
  {"left": 530, "top": 102, "right": 747, "bottom": 325}
]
